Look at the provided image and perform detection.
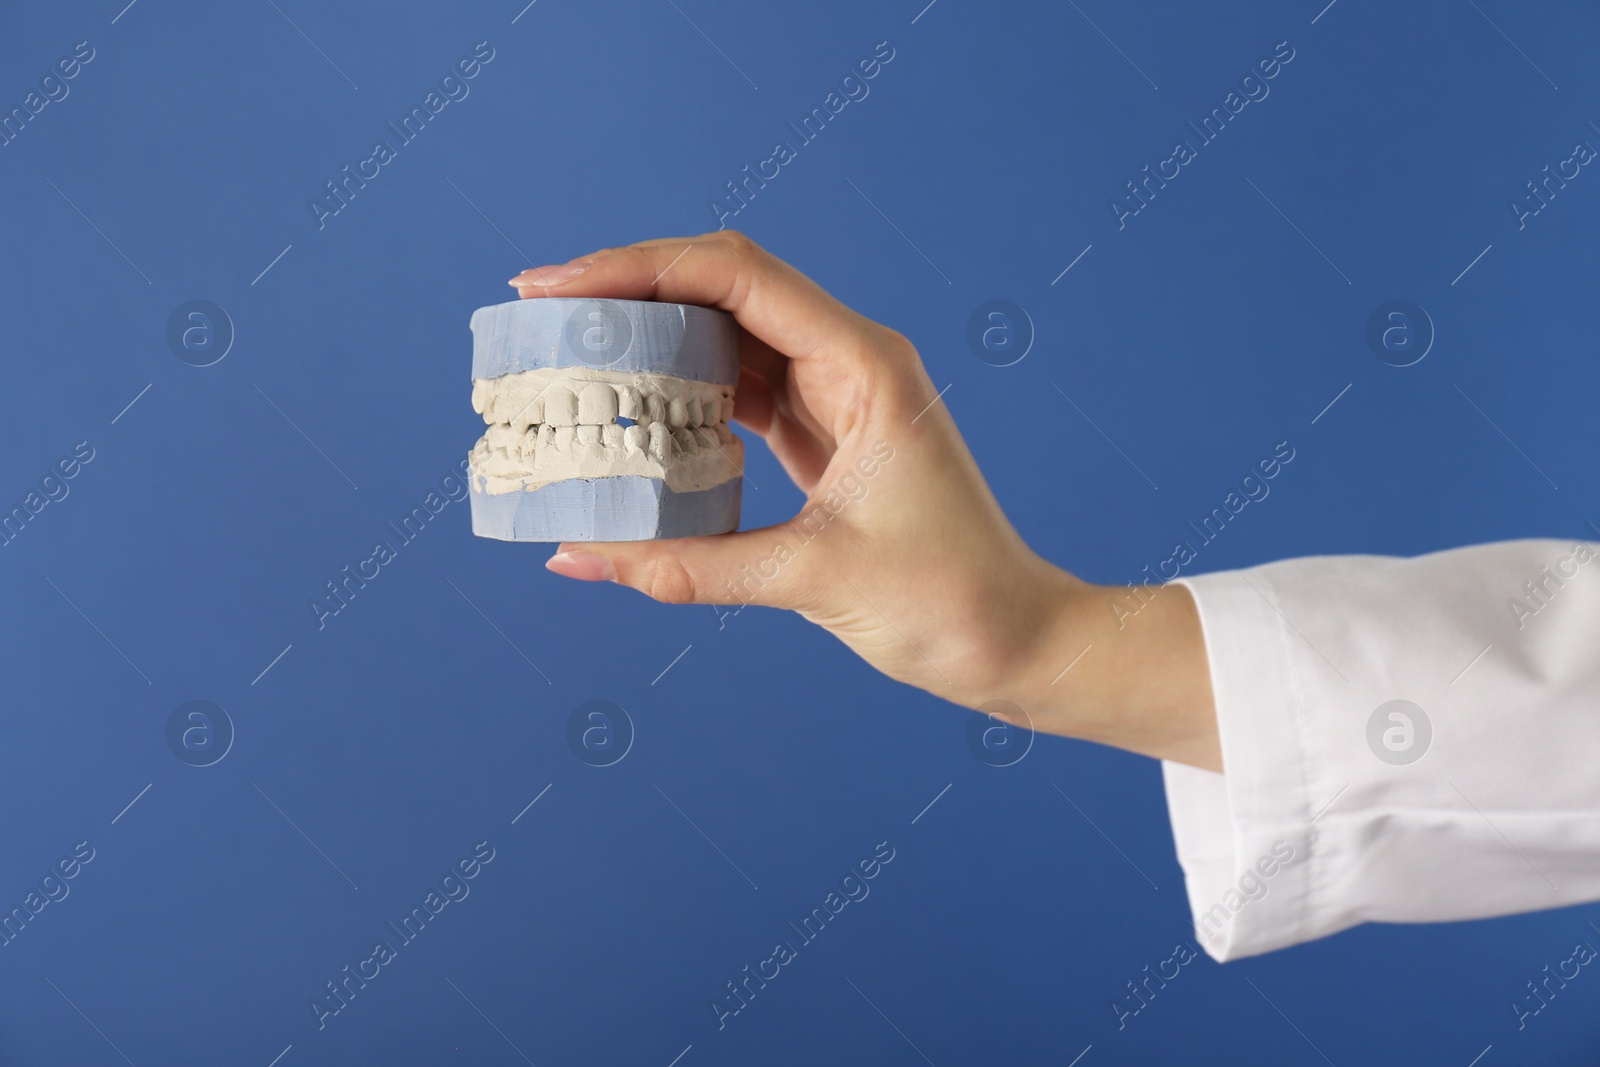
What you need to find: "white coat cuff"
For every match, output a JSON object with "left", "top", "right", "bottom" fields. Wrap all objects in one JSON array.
[{"left": 1162, "top": 570, "right": 1317, "bottom": 961}]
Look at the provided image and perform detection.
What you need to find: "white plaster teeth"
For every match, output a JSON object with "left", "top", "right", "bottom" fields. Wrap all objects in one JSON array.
[
  {"left": 579, "top": 383, "right": 618, "bottom": 425},
  {"left": 509, "top": 393, "right": 542, "bottom": 435},
  {"left": 575, "top": 424, "right": 604, "bottom": 462},
  {"left": 473, "top": 368, "right": 744, "bottom": 495},
  {"left": 531, "top": 426, "right": 555, "bottom": 470},
  {"left": 648, "top": 421, "right": 671, "bottom": 463},
  {"left": 644, "top": 393, "right": 666, "bottom": 426},
  {"left": 618, "top": 386, "right": 640, "bottom": 421},
  {"left": 485, "top": 423, "right": 516, "bottom": 452},
  {"left": 545, "top": 386, "right": 577, "bottom": 427},
  {"left": 476, "top": 371, "right": 730, "bottom": 430},
  {"left": 478, "top": 376, "right": 735, "bottom": 460}
]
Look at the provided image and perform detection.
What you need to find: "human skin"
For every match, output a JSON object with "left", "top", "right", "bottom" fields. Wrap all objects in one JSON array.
[{"left": 510, "top": 231, "right": 1223, "bottom": 772}]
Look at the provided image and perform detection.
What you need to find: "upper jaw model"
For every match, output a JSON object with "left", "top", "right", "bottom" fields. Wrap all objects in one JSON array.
[{"left": 467, "top": 297, "right": 743, "bottom": 542}]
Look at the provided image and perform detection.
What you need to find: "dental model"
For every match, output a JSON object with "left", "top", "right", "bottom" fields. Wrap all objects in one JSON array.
[{"left": 467, "top": 297, "right": 743, "bottom": 542}]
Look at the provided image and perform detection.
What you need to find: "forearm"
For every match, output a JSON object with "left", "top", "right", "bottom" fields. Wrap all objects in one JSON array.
[{"left": 998, "top": 566, "right": 1222, "bottom": 771}]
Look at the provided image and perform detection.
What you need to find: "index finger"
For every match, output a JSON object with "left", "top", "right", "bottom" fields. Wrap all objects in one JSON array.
[{"left": 509, "top": 231, "right": 879, "bottom": 365}]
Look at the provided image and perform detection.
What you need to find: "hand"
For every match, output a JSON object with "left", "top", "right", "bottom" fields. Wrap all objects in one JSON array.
[{"left": 510, "top": 232, "right": 1221, "bottom": 771}]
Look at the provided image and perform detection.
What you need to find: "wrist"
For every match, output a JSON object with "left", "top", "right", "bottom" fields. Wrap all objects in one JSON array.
[
  {"left": 990, "top": 565, "right": 1102, "bottom": 736},
  {"left": 993, "top": 566, "right": 1221, "bottom": 771},
  {"left": 957, "top": 558, "right": 1093, "bottom": 725}
]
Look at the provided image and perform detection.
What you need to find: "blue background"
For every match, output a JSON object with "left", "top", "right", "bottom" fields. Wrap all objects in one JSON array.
[{"left": 1, "top": 0, "right": 1597, "bottom": 1064}]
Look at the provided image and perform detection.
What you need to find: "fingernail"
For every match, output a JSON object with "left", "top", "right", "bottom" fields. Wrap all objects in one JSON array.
[
  {"left": 509, "top": 261, "right": 588, "bottom": 288},
  {"left": 546, "top": 550, "right": 616, "bottom": 582}
]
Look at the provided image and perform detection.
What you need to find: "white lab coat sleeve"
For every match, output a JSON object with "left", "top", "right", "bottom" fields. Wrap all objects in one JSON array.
[{"left": 1162, "top": 538, "right": 1600, "bottom": 962}]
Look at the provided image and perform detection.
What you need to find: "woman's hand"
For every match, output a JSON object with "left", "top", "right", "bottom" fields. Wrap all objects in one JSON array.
[{"left": 511, "top": 231, "right": 1221, "bottom": 771}]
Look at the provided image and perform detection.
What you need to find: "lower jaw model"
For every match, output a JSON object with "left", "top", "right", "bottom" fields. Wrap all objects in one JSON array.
[{"left": 466, "top": 298, "right": 743, "bottom": 542}]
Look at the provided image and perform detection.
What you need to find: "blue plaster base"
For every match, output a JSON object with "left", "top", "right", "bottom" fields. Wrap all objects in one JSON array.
[
  {"left": 469, "top": 476, "right": 741, "bottom": 542},
  {"left": 470, "top": 298, "right": 739, "bottom": 385}
]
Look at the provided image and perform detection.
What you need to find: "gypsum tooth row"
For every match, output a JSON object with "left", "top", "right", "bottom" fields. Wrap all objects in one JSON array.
[
  {"left": 482, "top": 421, "right": 734, "bottom": 462},
  {"left": 474, "top": 380, "right": 734, "bottom": 432}
]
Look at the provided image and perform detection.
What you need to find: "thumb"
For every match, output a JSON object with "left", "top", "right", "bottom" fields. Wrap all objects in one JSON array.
[{"left": 546, "top": 524, "right": 820, "bottom": 610}]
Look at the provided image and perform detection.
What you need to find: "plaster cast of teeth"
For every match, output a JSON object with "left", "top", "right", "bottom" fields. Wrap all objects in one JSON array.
[
  {"left": 466, "top": 297, "right": 742, "bottom": 542},
  {"left": 469, "top": 368, "right": 738, "bottom": 490}
]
